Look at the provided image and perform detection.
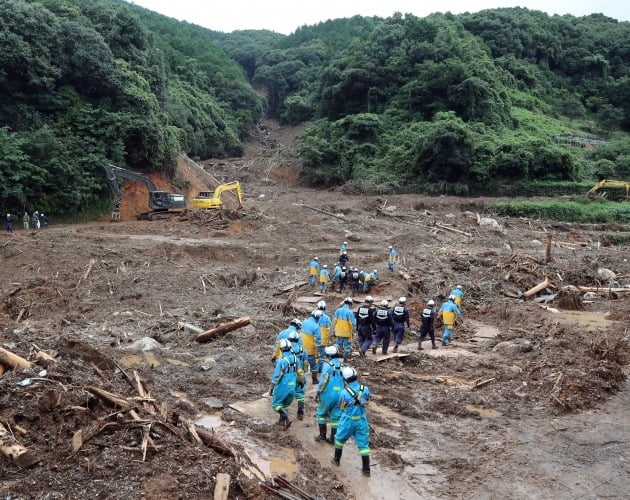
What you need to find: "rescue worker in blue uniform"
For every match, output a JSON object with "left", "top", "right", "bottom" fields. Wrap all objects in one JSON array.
[
  {"left": 392, "top": 296, "right": 410, "bottom": 353},
  {"left": 332, "top": 366, "right": 372, "bottom": 477},
  {"left": 388, "top": 245, "right": 397, "bottom": 271},
  {"left": 339, "top": 241, "right": 347, "bottom": 255},
  {"left": 269, "top": 339, "right": 298, "bottom": 429},
  {"left": 333, "top": 298, "right": 356, "bottom": 362},
  {"left": 355, "top": 296, "right": 376, "bottom": 357},
  {"left": 319, "top": 265, "right": 330, "bottom": 293},
  {"left": 309, "top": 257, "right": 319, "bottom": 286},
  {"left": 332, "top": 264, "right": 342, "bottom": 289},
  {"left": 418, "top": 299, "right": 437, "bottom": 350},
  {"left": 316, "top": 300, "right": 333, "bottom": 374},
  {"left": 372, "top": 300, "right": 393, "bottom": 355},
  {"left": 288, "top": 331, "right": 309, "bottom": 420},
  {"left": 438, "top": 295, "right": 463, "bottom": 346},
  {"left": 314, "top": 345, "right": 345, "bottom": 444},
  {"left": 301, "top": 309, "right": 323, "bottom": 383},
  {"left": 450, "top": 285, "right": 464, "bottom": 307},
  {"left": 272, "top": 318, "right": 302, "bottom": 362}
]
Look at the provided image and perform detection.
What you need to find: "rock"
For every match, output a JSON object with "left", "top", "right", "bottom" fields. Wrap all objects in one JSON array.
[
  {"left": 384, "top": 205, "right": 396, "bottom": 212},
  {"left": 561, "top": 285, "right": 579, "bottom": 292},
  {"left": 258, "top": 194, "right": 265, "bottom": 199},
  {"left": 583, "top": 292, "right": 599, "bottom": 300},
  {"left": 520, "top": 340, "right": 533, "bottom": 352},
  {"left": 123, "top": 337, "right": 161, "bottom": 351},
  {"left": 478, "top": 217, "right": 504, "bottom": 233},
  {"left": 492, "top": 341, "right": 522, "bottom": 354},
  {"left": 202, "top": 397, "right": 224, "bottom": 410},
  {"left": 597, "top": 268, "right": 616, "bottom": 281},
  {"left": 531, "top": 239, "right": 543, "bottom": 246}
]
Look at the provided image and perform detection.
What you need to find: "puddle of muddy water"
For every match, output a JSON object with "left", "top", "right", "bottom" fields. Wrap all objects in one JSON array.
[
  {"left": 465, "top": 404, "right": 503, "bottom": 418},
  {"left": 556, "top": 310, "right": 615, "bottom": 329}
]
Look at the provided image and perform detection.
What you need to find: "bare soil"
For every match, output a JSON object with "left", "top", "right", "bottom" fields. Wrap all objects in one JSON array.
[{"left": 1, "top": 120, "right": 629, "bottom": 499}]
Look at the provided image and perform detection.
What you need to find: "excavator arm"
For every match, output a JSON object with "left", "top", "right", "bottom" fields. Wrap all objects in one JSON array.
[
  {"left": 192, "top": 181, "right": 243, "bottom": 209},
  {"left": 103, "top": 164, "right": 185, "bottom": 221},
  {"left": 588, "top": 179, "right": 630, "bottom": 200}
]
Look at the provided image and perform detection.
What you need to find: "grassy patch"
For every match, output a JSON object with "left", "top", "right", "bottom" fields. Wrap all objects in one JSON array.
[{"left": 489, "top": 199, "right": 630, "bottom": 224}]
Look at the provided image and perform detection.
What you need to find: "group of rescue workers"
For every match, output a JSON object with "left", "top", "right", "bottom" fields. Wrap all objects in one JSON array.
[{"left": 268, "top": 241, "right": 466, "bottom": 478}]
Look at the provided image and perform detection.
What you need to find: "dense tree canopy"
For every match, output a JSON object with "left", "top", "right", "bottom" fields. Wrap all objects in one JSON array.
[{"left": 1, "top": 2, "right": 629, "bottom": 216}]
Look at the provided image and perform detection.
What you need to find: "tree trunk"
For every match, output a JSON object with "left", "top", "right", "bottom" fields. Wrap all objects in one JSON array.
[
  {"left": 0, "top": 347, "right": 32, "bottom": 370},
  {"left": 195, "top": 317, "right": 251, "bottom": 343}
]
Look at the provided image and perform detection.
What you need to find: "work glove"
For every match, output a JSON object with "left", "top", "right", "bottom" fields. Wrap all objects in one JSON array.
[
  {"left": 315, "top": 393, "right": 320, "bottom": 403},
  {"left": 268, "top": 384, "right": 274, "bottom": 396},
  {"left": 271, "top": 356, "right": 276, "bottom": 365}
]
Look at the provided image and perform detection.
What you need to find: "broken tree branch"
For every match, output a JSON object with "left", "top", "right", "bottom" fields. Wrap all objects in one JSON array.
[
  {"left": 522, "top": 277, "right": 550, "bottom": 298},
  {"left": 434, "top": 223, "right": 472, "bottom": 237},
  {"left": 0, "top": 423, "right": 40, "bottom": 468},
  {"left": 0, "top": 347, "right": 33, "bottom": 370}
]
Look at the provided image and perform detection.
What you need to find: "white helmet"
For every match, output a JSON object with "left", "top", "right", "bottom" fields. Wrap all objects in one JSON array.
[
  {"left": 427, "top": 299, "right": 435, "bottom": 306},
  {"left": 290, "top": 318, "right": 302, "bottom": 329},
  {"left": 288, "top": 331, "right": 300, "bottom": 342},
  {"left": 325, "top": 345, "right": 339, "bottom": 356},
  {"left": 365, "top": 295, "right": 374, "bottom": 303},
  {"left": 373, "top": 270, "right": 378, "bottom": 273},
  {"left": 314, "top": 257, "right": 318, "bottom": 260},
  {"left": 279, "top": 339, "right": 292, "bottom": 351},
  {"left": 343, "top": 241, "right": 348, "bottom": 245},
  {"left": 449, "top": 295, "right": 456, "bottom": 301},
  {"left": 323, "top": 264, "right": 328, "bottom": 268},
  {"left": 344, "top": 297, "right": 353, "bottom": 305},
  {"left": 380, "top": 300, "right": 388, "bottom": 307},
  {"left": 342, "top": 366, "right": 357, "bottom": 382},
  {"left": 388, "top": 245, "right": 392, "bottom": 249},
  {"left": 399, "top": 297, "right": 406, "bottom": 304},
  {"left": 456, "top": 285, "right": 463, "bottom": 290},
  {"left": 312, "top": 309, "right": 323, "bottom": 318},
  {"left": 342, "top": 251, "right": 347, "bottom": 255},
  {"left": 317, "top": 300, "right": 326, "bottom": 310}
]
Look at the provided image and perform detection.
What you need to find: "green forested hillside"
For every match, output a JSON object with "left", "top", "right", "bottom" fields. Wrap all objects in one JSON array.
[
  {"left": 217, "top": 10, "right": 629, "bottom": 194},
  {"left": 0, "top": 0, "right": 264, "bottom": 215},
  {"left": 1, "top": 2, "right": 629, "bottom": 217}
]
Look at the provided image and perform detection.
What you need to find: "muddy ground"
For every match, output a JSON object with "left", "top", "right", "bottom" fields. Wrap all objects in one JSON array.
[{"left": 1, "top": 121, "right": 629, "bottom": 499}]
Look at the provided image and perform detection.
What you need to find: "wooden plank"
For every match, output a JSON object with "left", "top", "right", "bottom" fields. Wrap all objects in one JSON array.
[
  {"left": 214, "top": 473, "right": 230, "bottom": 500},
  {"left": 374, "top": 353, "right": 411, "bottom": 362},
  {"left": 273, "top": 281, "right": 309, "bottom": 295}
]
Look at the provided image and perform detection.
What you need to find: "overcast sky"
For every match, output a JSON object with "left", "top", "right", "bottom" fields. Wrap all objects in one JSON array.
[{"left": 128, "top": 0, "right": 629, "bottom": 34}]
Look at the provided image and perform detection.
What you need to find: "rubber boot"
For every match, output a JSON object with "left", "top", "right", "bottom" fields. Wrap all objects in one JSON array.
[
  {"left": 332, "top": 447, "right": 342, "bottom": 466},
  {"left": 327, "top": 428, "right": 336, "bottom": 445},
  {"left": 418, "top": 341, "right": 424, "bottom": 351},
  {"left": 371, "top": 345, "right": 377, "bottom": 354},
  {"left": 311, "top": 372, "right": 319, "bottom": 384},
  {"left": 279, "top": 409, "right": 292, "bottom": 430},
  {"left": 431, "top": 341, "right": 437, "bottom": 349},
  {"left": 297, "top": 401, "right": 305, "bottom": 420},
  {"left": 361, "top": 455, "right": 371, "bottom": 477},
  {"left": 393, "top": 344, "right": 398, "bottom": 353},
  {"left": 314, "top": 424, "right": 327, "bottom": 442}
]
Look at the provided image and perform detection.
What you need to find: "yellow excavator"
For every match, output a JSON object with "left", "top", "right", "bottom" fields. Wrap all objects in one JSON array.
[
  {"left": 192, "top": 181, "right": 243, "bottom": 209},
  {"left": 587, "top": 179, "right": 630, "bottom": 200}
]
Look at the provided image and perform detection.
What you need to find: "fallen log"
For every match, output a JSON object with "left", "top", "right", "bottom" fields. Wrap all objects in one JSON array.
[
  {"left": 214, "top": 473, "right": 231, "bottom": 500},
  {"left": 435, "top": 223, "right": 472, "bottom": 237},
  {"left": 0, "top": 347, "right": 33, "bottom": 370},
  {"left": 0, "top": 423, "right": 40, "bottom": 468},
  {"left": 397, "top": 270, "right": 411, "bottom": 280},
  {"left": 195, "top": 316, "right": 251, "bottom": 343},
  {"left": 522, "top": 277, "right": 550, "bottom": 298},
  {"left": 196, "top": 426, "right": 234, "bottom": 456},
  {"left": 293, "top": 203, "right": 346, "bottom": 221},
  {"left": 578, "top": 286, "right": 630, "bottom": 293}
]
